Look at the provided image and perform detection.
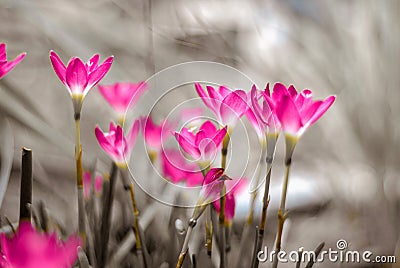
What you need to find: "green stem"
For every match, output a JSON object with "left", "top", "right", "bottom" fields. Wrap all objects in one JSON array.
[
  {"left": 176, "top": 219, "right": 196, "bottom": 268},
  {"left": 75, "top": 117, "right": 86, "bottom": 246},
  {"left": 272, "top": 134, "right": 297, "bottom": 268},
  {"left": 219, "top": 133, "right": 230, "bottom": 268},
  {"left": 120, "top": 168, "right": 148, "bottom": 268},
  {"left": 250, "top": 133, "right": 278, "bottom": 268}
]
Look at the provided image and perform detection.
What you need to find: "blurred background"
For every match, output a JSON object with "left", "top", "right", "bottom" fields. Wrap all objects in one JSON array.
[{"left": 0, "top": 0, "right": 399, "bottom": 267}]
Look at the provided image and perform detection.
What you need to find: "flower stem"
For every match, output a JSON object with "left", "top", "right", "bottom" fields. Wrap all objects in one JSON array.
[
  {"left": 176, "top": 219, "right": 196, "bottom": 268},
  {"left": 19, "top": 147, "right": 32, "bottom": 224},
  {"left": 250, "top": 133, "right": 277, "bottom": 268},
  {"left": 205, "top": 207, "right": 213, "bottom": 256},
  {"left": 272, "top": 135, "right": 297, "bottom": 268},
  {"left": 120, "top": 168, "right": 148, "bottom": 268},
  {"left": 75, "top": 117, "right": 86, "bottom": 246},
  {"left": 219, "top": 133, "right": 230, "bottom": 268}
]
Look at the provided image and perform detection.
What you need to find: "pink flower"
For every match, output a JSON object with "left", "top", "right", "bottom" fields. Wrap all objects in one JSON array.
[
  {"left": 174, "top": 120, "right": 227, "bottom": 164},
  {"left": 95, "top": 120, "right": 140, "bottom": 168},
  {"left": 195, "top": 83, "right": 249, "bottom": 129},
  {"left": 213, "top": 178, "right": 248, "bottom": 223},
  {"left": 0, "top": 43, "right": 26, "bottom": 79},
  {"left": 83, "top": 171, "right": 103, "bottom": 199},
  {"left": 270, "top": 83, "right": 336, "bottom": 137},
  {"left": 192, "top": 168, "right": 231, "bottom": 220},
  {"left": 49, "top": 51, "right": 113, "bottom": 114},
  {"left": 142, "top": 116, "right": 175, "bottom": 152},
  {"left": 161, "top": 148, "right": 203, "bottom": 187},
  {"left": 249, "top": 84, "right": 280, "bottom": 137},
  {"left": 0, "top": 221, "right": 80, "bottom": 268},
  {"left": 98, "top": 82, "right": 147, "bottom": 118}
]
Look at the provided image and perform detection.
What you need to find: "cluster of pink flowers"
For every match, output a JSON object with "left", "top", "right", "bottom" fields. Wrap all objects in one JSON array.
[{"left": 0, "top": 42, "right": 336, "bottom": 267}]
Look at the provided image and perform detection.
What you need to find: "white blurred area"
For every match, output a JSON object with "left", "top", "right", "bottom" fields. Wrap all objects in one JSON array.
[{"left": 0, "top": 0, "right": 399, "bottom": 265}]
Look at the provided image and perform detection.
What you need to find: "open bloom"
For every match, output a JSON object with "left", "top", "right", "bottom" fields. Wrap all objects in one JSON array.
[
  {"left": 49, "top": 51, "right": 113, "bottom": 114},
  {"left": 270, "top": 83, "right": 336, "bottom": 138},
  {"left": 98, "top": 82, "right": 147, "bottom": 120},
  {"left": 95, "top": 120, "right": 140, "bottom": 168},
  {"left": 83, "top": 171, "right": 103, "bottom": 199},
  {"left": 174, "top": 120, "right": 227, "bottom": 165},
  {"left": 192, "top": 168, "right": 231, "bottom": 221},
  {"left": 195, "top": 83, "right": 249, "bottom": 130},
  {"left": 0, "top": 221, "right": 80, "bottom": 268},
  {"left": 161, "top": 148, "right": 203, "bottom": 187},
  {"left": 213, "top": 178, "right": 248, "bottom": 224},
  {"left": 249, "top": 84, "right": 280, "bottom": 135},
  {"left": 0, "top": 43, "right": 26, "bottom": 79}
]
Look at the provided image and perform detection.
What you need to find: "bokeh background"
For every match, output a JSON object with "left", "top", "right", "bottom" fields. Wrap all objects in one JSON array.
[{"left": 0, "top": 0, "right": 399, "bottom": 267}]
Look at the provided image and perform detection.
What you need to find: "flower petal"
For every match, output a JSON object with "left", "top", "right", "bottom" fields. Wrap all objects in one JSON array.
[
  {"left": 49, "top": 51, "right": 67, "bottom": 86},
  {"left": 85, "top": 56, "right": 113, "bottom": 94},
  {"left": 0, "top": 43, "right": 6, "bottom": 61},
  {"left": 220, "top": 90, "right": 248, "bottom": 126},
  {"left": 174, "top": 132, "right": 201, "bottom": 159},
  {"left": 211, "top": 125, "right": 227, "bottom": 147},
  {"left": 125, "top": 119, "right": 140, "bottom": 157},
  {"left": 199, "top": 120, "right": 217, "bottom": 139},
  {"left": 86, "top": 54, "right": 100, "bottom": 72},
  {"left": 195, "top": 83, "right": 214, "bottom": 111},
  {"left": 304, "top": 95, "right": 336, "bottom": 128},
  {"left": 95, "top": 125, "right": 121, "bottom": 163},
  {"left": 203, "top": 168, "right": 224, "bottom": 185},
  {"left": 0, "top": 52, "right": 26, "bottom": 79},
  {"left": 271, "top": 82, "right": 288, "bottom": 102},
  {"left": 66, "top": 58, "right": 88, "bottom": 95},
  {"left": 275, "top": 94, "right": 303, "bottom": 135}
]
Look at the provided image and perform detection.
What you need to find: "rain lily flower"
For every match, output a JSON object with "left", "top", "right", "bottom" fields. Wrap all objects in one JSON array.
[
  {"left": 161, "top": 148, "right": 203, "bottom": 187},
  {"left": 192, "top": 168, "right": 231, "bottom": 221},
  {"left": 250, "top": 84, "right": 280, "bottom": 135},
  {"left": 0, "top": 43, "right": 26, "bottom": 79},
  {"left": 49, "top": 51, "right": 113, "bottom": 115},
  {"left": 83, "top": 171, "right": 103, "bottom": 199},
  {"left": 0, "top": 221, "right": 80, "bottom": 268},
  {"left": 274, "top": 83, "right": 336, "bottom": 139},
  {"left": 260, "top": 82, "right": 335, "bottom": 140},
  {"left": 213, "top": 178, "right": 248, "bottom": 224},
  {"left": 98, "top": 82, "right": 148, "bottom": 122},
  {"left": 195, "top": 83, "right": 249, "bottom": 131},
  {"left": 141, "top": 116, "right": 175, "bottom": 161},
  {"left": 95, "top": 120, "right": 140, "bottom": 168},
  {"left": 174, "top": 120, "right": 227, "bottom": 166}
]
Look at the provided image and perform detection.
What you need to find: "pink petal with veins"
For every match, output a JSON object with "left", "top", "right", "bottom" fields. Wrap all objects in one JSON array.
[{"left": 66, "top": 58, "right": 88, "bottom": 95}]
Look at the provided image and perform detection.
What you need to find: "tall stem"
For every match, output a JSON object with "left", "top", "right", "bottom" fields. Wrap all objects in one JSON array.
[
  {"left": 75, "top": 117, "right": 86, "bottom": 245},
  {"left": 250, "top": 133, "right": 277, "bottom": 268},
  {"left": 272, "top": 135, "right": 297, "bottom": 268},
  {"left": 120, "top": 168, "right": 148, "bottom": 268},
  {"left": 176, "top": 219, "right": 196, "bottom": 268},
  {"left": 219, "top": 134, "right": 230, "bottom": 268},
  {"left": 271, "top": 163, "right": 290, "bottom": 268},
  {"left": 199, "top": 164, "right": 212, "bottom": 257}
]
